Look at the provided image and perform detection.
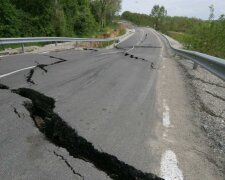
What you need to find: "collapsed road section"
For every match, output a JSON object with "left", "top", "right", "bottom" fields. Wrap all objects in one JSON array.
[{"left": 6, "top": 87, "right": 163, "bottom": 180}]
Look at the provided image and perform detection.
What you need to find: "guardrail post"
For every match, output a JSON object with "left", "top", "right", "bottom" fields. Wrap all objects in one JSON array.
[
  {"left": 76, "top": 41, "right": 78, "bottom": 48},
  {"left": 193, "top": 62, "right": 198, "bottom": 70},
  {"left": 90, "top": 41, "right": 94, "bottom": 48},
  {"left": 55, "top": 41, "right": 57, "bottom": 46},
  {"left": 21, "top": 44, "right": 25, "bottom": 53}
]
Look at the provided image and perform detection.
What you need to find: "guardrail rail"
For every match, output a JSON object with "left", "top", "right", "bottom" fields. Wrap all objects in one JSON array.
[
  {"left": 0, "top": 29, "right": 135, "bottom": 53},
  {"left": 162, "top": 34, "right": 225, "bottom": 81}
]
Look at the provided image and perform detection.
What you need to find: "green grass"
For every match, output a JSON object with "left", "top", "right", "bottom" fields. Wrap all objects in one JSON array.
[{"left": 167, "top": 31, "right": 192, "bottom": 45}]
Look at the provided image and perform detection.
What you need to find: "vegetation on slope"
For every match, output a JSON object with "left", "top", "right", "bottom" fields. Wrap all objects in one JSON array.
[{"left": 0, "top": 0, "right": 122, "bottom": 38}]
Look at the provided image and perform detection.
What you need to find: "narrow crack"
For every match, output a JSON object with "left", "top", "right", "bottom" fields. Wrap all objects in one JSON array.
[
  {"left": 25, "top": 57, "right": 68, "bottom": 84},
  {"left": 35, "top": 61, "right": 48, "bottom": 73},
  {"left": 114, "top": 45, "right": 126, "bottom": 50},
  {"left": 12, "top": 106, "right": 21, "bottom": 118},
  {"left": 0, "top": 83, "right": 9, "bottom": 89},
  {"left": 26, "top": 69, "right": 35, "bottom": 85},
  {"left": 48, "top": 56, "right": 67, "bottom": 65},
  {"left": 53, "top": 151, "right": 84, "bottom": 179},
  {"left": 11, "top": 88, "right": 163, "bottom": 180},
  {"left": 83, "top": 48, "right": 98, "bottom": 52},
  {"left": 124, "top": 52, "right": 147, "bottom": 61},
  {"left": 150, "top": 63, "right": 157, "bottom": 70},
  {"left": 205, "top": 90, "right": 225, "bottom": 102}
]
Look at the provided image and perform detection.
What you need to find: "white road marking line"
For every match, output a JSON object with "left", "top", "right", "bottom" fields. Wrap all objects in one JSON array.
[
  {"left": 160, "top": 150, "right": 184, "bottom": 180},
  {"left": 163, "top": 99, "right": 171, "bottom": 128},
  {"left": 0, "top": 66, "right": 36, "bottom": 79},
  {"left": 126, "top": 46, "right": 134, "bottom": 53},
  {"left": 115, "top": 29, "right": 136, "bottom": 46}
]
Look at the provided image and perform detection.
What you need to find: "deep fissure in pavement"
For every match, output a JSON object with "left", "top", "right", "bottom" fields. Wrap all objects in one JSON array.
[
  {"left": 12, "top": 88, "right": 163, "bottom": 180},
  {"left": 0, "top": 83, "right": 9, "bottom": 89}
]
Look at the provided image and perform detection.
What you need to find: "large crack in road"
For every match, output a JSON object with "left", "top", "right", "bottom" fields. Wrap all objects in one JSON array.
[{"left": 0, "top": 86, "right": 163, "bottom": 180}]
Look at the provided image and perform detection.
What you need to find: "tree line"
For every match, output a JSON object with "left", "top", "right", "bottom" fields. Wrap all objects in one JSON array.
[
  {"left": 0, "top": 0, "right": 121, "bottom": 38},
  {"left": 122, "top": 5, "right": 225, "bottom": 59}
]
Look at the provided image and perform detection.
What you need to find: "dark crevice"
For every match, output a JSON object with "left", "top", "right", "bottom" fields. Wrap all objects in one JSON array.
[
  {"left": 53, "top": 151, "right": 84, "bottom": 179},
  {"left": 35, "top": 61, "right": 48, "bottom": 73},
  {"left": 205, "top": 91, "right": 225, "bottom": 102},
  {"left": 12, "top": 106, "right": 21, "bottom": 118},
  {"left": 0, "top": 83, "right": 9, "bottom": 90},
  {"left": 48, "top": 56, "right": 67, "bottom": 65},
  {"left": 11, "top": 88, "right": 163, "bottom": 180},
  {"left": 26, "top": 69, "right": 35, "bottom": 84},
  {"left": 124, "top": 52, "right": 147, "bottom": 61},
  {"left": 114, "top": 45, "right": 126, "bottom": 50},
  {"left": 25, "top": 57, "right": 68, "bottom": 84},
  {"left": 83, "top": 48, "right": 98, "bottom": 52},
  {"left": 37, "top": 64, "right": 48, "bottom": 73},
  {"left": 150, "top": 63, "right": 157, "bottom": 70}
]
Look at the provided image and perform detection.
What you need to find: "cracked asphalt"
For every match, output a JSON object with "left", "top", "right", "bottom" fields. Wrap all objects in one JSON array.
[
  {"left": 0, "top": 27, "right": 224, "bottom": 180},
  {"left": 0, "top": 28, "right": 164, "bottom": 179}
]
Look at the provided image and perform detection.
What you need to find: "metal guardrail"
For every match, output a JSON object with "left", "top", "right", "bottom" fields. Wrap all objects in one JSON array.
[
  {"left": 0, "top": 37, "right": 116, "bottom": 45},
  {"left": 0, "top": 29, "right": 135, "bottom": 53},
  {"left": 163, "top": 34, "right": 225, "bottom": 81},
  {"left": 0, "top": 29, "right": 135, "bottom": 45}
]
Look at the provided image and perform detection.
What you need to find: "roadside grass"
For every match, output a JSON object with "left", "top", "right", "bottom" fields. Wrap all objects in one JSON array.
[
  {"left": 167, "top": 31, "right": 192, "bottom": 48},
  {"left": 167, "top": 31, "right": 225, "bottom": 59}
]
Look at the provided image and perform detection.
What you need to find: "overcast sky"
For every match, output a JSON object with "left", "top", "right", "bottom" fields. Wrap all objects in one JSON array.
[{"left": 121, "top": 0, "right": 225, "bottom": 19}]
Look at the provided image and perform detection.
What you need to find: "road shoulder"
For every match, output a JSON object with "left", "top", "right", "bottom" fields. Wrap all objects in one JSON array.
[{"left": 155, "top": 31, "right": 224, "bottom": 180}]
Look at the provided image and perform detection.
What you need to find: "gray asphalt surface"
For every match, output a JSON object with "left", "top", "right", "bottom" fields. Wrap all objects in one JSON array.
[{"left": 0, "top": 28, "right": 163, "bottom": 179}]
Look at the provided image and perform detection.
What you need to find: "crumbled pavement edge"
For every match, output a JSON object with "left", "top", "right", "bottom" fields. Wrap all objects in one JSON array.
[{"left": 163, "top": 36, "right": 225, "bottom": 173}]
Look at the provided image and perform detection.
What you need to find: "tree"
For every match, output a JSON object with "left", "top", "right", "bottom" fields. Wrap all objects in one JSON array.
[
  {"left": 91, "top": 0, "right": 121, "bottom": 28},
  {"left": 0, "top": 0, "right": 21, "bottom": 37},
  {"left": 150, "top": 5, "right": 167, "bottom": 30},
  {"left": 209, "top": 5, "right": 215, "bottom": 21}
]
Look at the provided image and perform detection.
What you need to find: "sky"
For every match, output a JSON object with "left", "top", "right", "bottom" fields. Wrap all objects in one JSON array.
[{"left": 121, "top": 0, "right": 225, "bottom": 20}]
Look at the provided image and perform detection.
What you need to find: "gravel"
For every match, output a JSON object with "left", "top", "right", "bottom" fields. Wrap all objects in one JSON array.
[{"left": 170, "top": 44, "right": 225, "bottom": 173}]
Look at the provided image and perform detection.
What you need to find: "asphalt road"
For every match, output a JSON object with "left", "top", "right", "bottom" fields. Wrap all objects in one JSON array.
[{"left": 0, "top": 28, "right": 167, "bottom": 179}]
